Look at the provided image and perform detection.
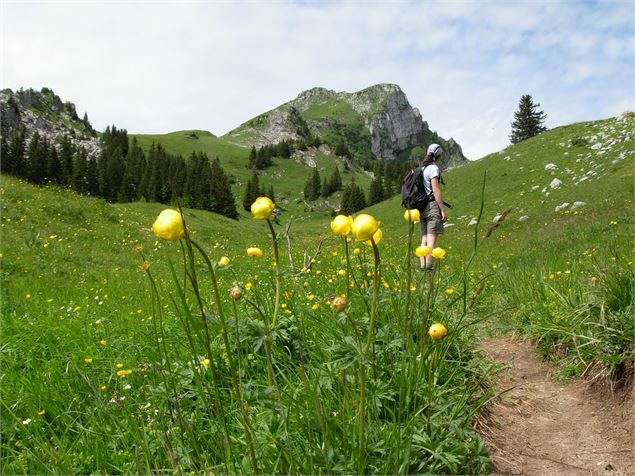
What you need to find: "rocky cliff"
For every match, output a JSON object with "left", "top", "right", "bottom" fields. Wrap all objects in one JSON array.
[
  {"left": 224, "top": 84, "right": 468, "bottom": 166},
  {"left": 0, "top": 88, "right": 101, "bottom": 157}
]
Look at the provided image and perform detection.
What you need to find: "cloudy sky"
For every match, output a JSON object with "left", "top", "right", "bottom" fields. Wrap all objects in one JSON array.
[{"left": 2, "top": 0, "right": 633, "bottom": 159}]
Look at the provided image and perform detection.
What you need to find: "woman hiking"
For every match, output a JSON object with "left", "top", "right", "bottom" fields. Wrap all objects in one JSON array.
[{"left": 419, "top": 143, "right": 447, "bottom": 272}]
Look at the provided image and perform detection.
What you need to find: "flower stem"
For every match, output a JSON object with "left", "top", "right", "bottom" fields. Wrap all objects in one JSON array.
[{"left": 267, "top": 218, "right": 281, "bottom": 327}]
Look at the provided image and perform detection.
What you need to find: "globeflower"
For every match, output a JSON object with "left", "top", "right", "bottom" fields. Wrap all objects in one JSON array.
[
  {"left": 330, "top": 215, "right": 353, "bottom": 236},
  {"left": 363, "top": 228, "right": 383, "bottom": 246},
  {"left": 250, "top": 196, "right": 275, "bottom": 220},
  {"left": 351, "top": 214, "right": 379, "bottom": 242},
  {"left": 415, "top": 245, "right": 431, "bottom": 257},
  {"left": 218, "top": 256, "right": 230, "bottom": 267},
  {"left": 246, "top": 247, "right": 263, "bottom": 259},
  {"left": 428, "top": 323, "right": 448, "bottom": 340},
  {"left": 431, "top": 247, "right": 446, "bottom": 259},
  {"left": 152, "top": 209, "right": 184, "bottom": 241},
  {"left": 404, "top": 209, "right": 420, "bottom": 222}
]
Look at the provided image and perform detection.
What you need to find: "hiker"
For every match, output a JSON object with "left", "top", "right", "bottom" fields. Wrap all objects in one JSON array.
[{"left": 419, "top": 143, "right": 447, "bottom": 271}]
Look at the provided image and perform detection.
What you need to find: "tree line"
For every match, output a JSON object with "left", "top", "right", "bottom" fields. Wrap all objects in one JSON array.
[
  {"left": 302, "top": 159, "right": 417, "bottom": 214},
  {"left": 1, "top": 126, "right": 239, "bottom": 219}
]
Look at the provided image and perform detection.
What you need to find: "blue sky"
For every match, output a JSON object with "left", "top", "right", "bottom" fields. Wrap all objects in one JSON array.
[{"left": 2, "top": 0, "right": 633, "bottom": 158}]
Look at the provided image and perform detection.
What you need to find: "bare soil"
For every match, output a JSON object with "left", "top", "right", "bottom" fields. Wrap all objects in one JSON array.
[{"left": 478, "top": 337, "right": 634, "bottom": 475}]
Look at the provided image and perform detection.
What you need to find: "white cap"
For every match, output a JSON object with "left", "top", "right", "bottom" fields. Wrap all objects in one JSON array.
[{"left": 427, "top": 143, "right": 443, "bottom": 158}]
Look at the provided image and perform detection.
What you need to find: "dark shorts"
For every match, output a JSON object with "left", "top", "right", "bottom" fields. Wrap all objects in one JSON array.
[{"left": 419, "top": 202, "right": 444, "bottom": 235}]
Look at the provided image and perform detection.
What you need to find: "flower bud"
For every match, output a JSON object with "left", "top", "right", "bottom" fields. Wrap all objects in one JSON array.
[
  {"left": 351, "top": 214, "right": 379, "bottom": 241},
  {"left": 230, "top": 286, "right": 243, "bottom": 301},
  {"left": 250, "top": 196, "right": 275, "bottom": 220},
  {"left": 404, "top": 209, "right": 420, "bottom": 222},
  {"left": 152, "top": 209, "right": 184, "bottom": 241},
  {"left": 246, "top": 247, "right": 263, "bottom": 259},
  {"left": 428, "top": 323, "right": 448, "bottom": 340},
  {"left": 330, "top": 215, "right": 353, "bottom": 236},
  {"left": 415, "top": 245, "right": 431, "bottom": 257},
  {"left": 431, "top": 247, "right": 446, "bottom": 259}
]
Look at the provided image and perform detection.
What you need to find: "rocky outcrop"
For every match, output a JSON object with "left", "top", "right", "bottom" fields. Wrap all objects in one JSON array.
[
  {"left": 224, "top": 83, "right": 468, "bottom": 165},
  {"left": 0, "top": 88, "right": 101, "bottom": 158},
  {"left": 365, "top": 85, "right": 427, "bottom": 161}
]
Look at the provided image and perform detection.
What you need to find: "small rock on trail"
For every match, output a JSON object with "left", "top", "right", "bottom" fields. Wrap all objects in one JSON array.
[{"left": 478, "top": 337, "right": 633, "bottom": 475}]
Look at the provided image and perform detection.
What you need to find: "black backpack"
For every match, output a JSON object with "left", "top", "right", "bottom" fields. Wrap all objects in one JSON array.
[{"left": 401, "top": 165, "right": 451, "bottom": 210}]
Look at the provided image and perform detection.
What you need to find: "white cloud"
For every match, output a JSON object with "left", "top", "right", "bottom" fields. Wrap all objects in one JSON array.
[{"left": 2, "top": 0, "right": 633, "bottom": 159}]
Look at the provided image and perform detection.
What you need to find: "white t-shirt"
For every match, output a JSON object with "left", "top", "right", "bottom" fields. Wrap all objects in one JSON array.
[{"left": 422, "top": 164, "right": 440, "bottom": 196}]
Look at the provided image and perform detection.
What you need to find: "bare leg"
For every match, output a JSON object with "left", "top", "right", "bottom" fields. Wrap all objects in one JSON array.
[
  {"left": 419, "top": 235, "right": 428, "bottom": 269},
  {"left": 424, "top": 233, "right": 437, "bottom": 269}
]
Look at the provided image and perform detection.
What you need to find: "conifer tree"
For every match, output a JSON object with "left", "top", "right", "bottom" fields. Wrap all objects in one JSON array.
[
  {"left": 304, "top": 168, "right": 321, "bottom": 201},
  {"left": 58, "top": 135, "right": 74, "bottom": 186},
  {"left": 243, "top": 172, "right": 261, "bottom": 211},
  {"left": 510, "top": 94, "right": 547, "bottom": 144},
  {"left": 210, "top": 157, "right": 238, "bottom": 219},
  {"left": 368, "top": 175, "right": 385, "bottom": 206},
  {"left": 71, "top": 151, "right": 88, "bottom": 193},
  {"left": 9, "top": 133, "right": 27, "bottom": 178},
  {"left": 27, "top": 132, "right": 48, "bottom": 184},
  {"left": 47, "top": 146, "right": 62, "bottom": 184}
]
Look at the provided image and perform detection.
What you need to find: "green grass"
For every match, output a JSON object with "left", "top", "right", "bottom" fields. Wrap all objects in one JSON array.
[{"left": 1, "top": 113, "right": 633, "bottom": 473}]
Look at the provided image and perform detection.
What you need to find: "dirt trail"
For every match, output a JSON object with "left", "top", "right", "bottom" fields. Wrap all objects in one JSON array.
[{"left": 479, "top": 337, "right": 633, "bottom": 476}]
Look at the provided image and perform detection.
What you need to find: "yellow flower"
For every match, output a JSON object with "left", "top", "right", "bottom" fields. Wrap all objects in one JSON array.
[
  {"left": 311, "top": 303, "right": 320, "bottom": 310},
  {"left": 363, "top": 227, "right": 383, "bottom": 246},
  {"left": 152, "top": 209, "right": 184, "bottom": 241},
  {"left": 247, "top": 247, "right": 263, "bottom": 259},
  {"left": 431, "top": 247, "right": 446, "bottom": 259},
  {"left": 330, "top": 296, "right": 347, "bottom": 312},
  {"left": 116, "top": 363, "right": 124, "bottom": 369},
  {"left": 38, "top": 409, "right": 45, "bottom": 416},
  {"left": 84, "top": 357, "right": 93, "bottom": 364},
  {"left": 100, "top": 386, "right": 107, "bottom": 391},
  {"left": 100, "top": 339, "right": 107, "bottom": 347},
  {"left": 200, "top": 359, "right": 210, "bottom": 366},
  {"left": 445, "top": 288, "right": 454, "bottom": 296},
  {"left": 353, "top": 247, "right": 361, "bottom": 255},
  {"left": 337, "top": 269, "right": 346, "bottom": 276},
  {"left": 415, "top": 245, "right": 431, "bottom": 257},
  {"left": 250, "top": 196, "right": 275, "bottom": 220},
  {"left": 139, "top": 260, "right": 150, "bottom": 271},
  {"left": 428, "top": 323, "right": 448, "bottom": 340},
  {"left": 244, "top": 282, "right": 253, "bottom": 290},
  {"left": 218, "top": 256, "right": 230, "bottom": 267},
  {"left": 351, "top": 214, "right": 379, "bottom": 241},
  {"left": 404, "top": 209, "right": 420, "bottom": 222},
  {"left": 330, "top": 215, "right": 353, "bottom": 236}
]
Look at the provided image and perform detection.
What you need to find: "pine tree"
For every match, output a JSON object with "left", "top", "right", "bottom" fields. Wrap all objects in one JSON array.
[
  {"left": 210, "top": 157, "right": 238, "bottom": 219},
  {"left": 304, "top": 168, "right": 321, "bottom": 201},
  {"left": 27, "top": 132, "right": 48, "bottom": 184},
  {"left": 368, "top": 175, "right": 385, "bottom": 206},
  {"left": 9, "top": 133, "right": 27, "bottom": 178},
  {"left": 47, "top": 146, "right": 62, "bottom": 184},
  {"left": 243, "top": 172, "right": 261, "bottom": 211},
  {"left": 330, "top": 166, "right": 342, "bottom": 191},
  {"left": 510, "top": 94, "right": 547, "bottom": 144}
]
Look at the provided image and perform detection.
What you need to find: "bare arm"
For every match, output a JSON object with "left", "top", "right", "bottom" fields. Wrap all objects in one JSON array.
[{"left": 431, "top": 177, "right": 447, "bottom": 222}]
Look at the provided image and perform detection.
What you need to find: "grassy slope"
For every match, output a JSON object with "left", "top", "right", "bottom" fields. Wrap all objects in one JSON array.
[
  {"left": 1, "top": 114, "right": 632, "bottom": 472},
  {"left": 132, "top": 130, "right": 373, "bottom": 220}
]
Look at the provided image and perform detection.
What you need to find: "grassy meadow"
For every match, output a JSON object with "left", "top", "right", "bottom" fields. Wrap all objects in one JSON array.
[{"left": 1, "top": 113, "right": 633, "bottom": 474}]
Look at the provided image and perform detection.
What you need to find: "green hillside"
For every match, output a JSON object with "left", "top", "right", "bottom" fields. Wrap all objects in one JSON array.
[
  {"left": 132, "top": 129, "right": 374, "bottom": 219},
  {"left": 2, "top": 113, "right": 632, "bottom": 474}
]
